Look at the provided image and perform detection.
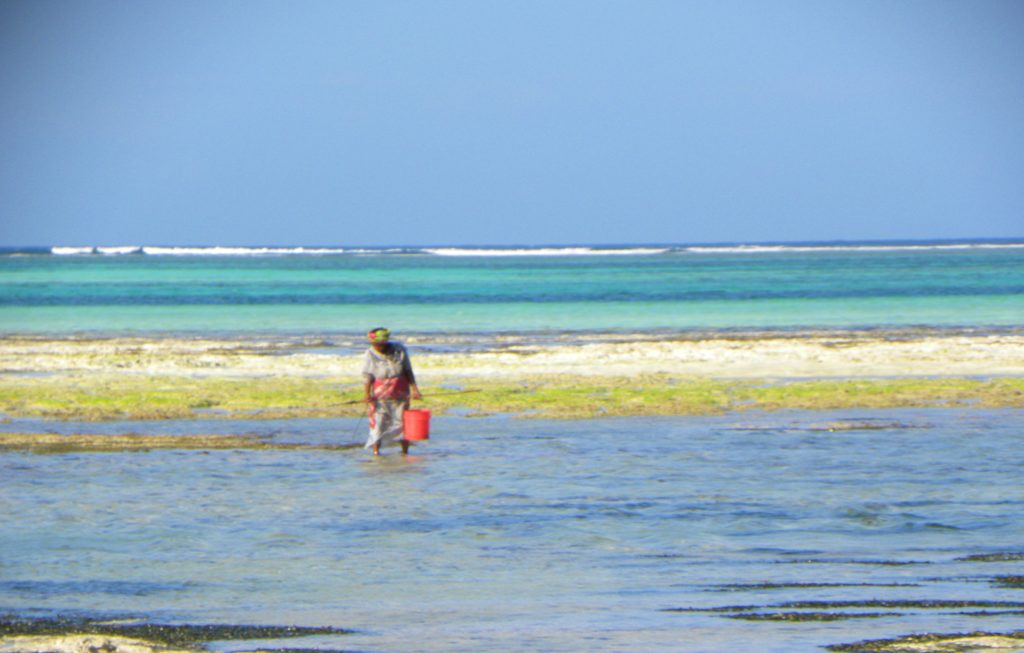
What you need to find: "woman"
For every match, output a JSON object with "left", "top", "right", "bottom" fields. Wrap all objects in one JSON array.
[{"left": 362, "top": 327, "right": 422, "bottom": 455}]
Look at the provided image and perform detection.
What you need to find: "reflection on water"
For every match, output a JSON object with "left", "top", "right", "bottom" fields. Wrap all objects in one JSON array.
[{"left": 2, "top": 409, "right": 1024, "bottom": 652}]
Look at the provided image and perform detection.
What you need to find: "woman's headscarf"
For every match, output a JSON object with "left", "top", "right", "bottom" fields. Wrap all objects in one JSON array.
[{"left": 368, "top": 328, "right": 391, "bottom": 343}]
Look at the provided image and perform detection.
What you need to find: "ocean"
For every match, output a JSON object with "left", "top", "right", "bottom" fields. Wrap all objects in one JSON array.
[
  {"left": 2, "top": 240, "right": 1024, "bottom": 652},
  {"left": 1, "top": 240, "right": 1023, "bottom": 338}
]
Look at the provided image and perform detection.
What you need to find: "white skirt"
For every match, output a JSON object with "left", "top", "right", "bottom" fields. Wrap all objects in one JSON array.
[{"left": 365, "top": 399, "right": 406, "bottom": 448}]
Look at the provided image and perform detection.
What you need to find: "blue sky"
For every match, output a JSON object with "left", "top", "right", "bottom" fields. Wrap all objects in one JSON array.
[{"left": 1, "top": 1, "right": 1022, "bottom": 247}]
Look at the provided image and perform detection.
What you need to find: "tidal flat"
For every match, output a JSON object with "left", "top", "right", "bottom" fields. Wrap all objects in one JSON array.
[
  {"left": 826, "top": 631, "right": 1024, "bottom": 652},
  {"left": 1, "top": 372, "right": 1022, "bottom": 422},
  {"left": 0, "top": 618, "right": 354, "bottom": 653},
  {"left": 0, "top": 432, "right": 361, "bottom": 454},
  {"left": 1, "top": 333, "right": 1022, "bottom": 422},
  {"left": 3, "top": 332, "right": 1024, "bottom": 652}
]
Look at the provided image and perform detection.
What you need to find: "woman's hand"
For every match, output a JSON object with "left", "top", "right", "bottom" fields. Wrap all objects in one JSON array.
[{"left": 411, "top": 385, "right": 423, "bottom": 401}]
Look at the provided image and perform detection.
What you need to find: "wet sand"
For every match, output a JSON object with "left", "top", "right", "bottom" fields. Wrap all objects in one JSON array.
[
  {"left": 1, "top": 332, "right": 1022, "bottom": 421},
  {"left": 3, "top": 630, "right": 1024, "bottom": 653},
  {"left": 2, "top": 331, "right": 1024, "bottom": 380},
  {"left": 0, "top": 620, "right": 350, "bottom": 653}
]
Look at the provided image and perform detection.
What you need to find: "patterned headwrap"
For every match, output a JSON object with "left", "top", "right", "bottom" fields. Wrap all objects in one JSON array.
[{"left": 368, "top": 328, "right": 391, "bottom": 343}]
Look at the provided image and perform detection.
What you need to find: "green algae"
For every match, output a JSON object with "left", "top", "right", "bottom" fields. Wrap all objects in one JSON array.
[
  {"left": 733, "top": 377, "right": 1024, "bottom": 411},
  {"left": 776, "top": 600, "right": 1024, "bottom": 610},
  {"left": 0, "top": 433, "right": 362, "bottom": 454},
  {"left": 0, "top": 618, "right": 352, "bottom": 648},
  {"left": 727, "top": 611, "right": 900, "bottom": 621},
  {"left": 958, "top": 610, "right": 1024, "bottom": 616},
  {"left": 710, "top": 582, "right": 919, "bottom": 591},
  {"left": 667, "top": 600, "right": 1024, "bottom": 613},
  {"left": 959, "top": 553, "right": 1024, "bottom": 562},
  {"left": 0, "top": 374, "right": 1021, "bottom": 422},
  {"left": 994, "top": 576, "right": 1024, "bottom": 589},
  {"left": 778, "top": 558, "right": 930, "bottom": 566},
  {"left": 665, "top": 600, "right": 1024, "bottom": 623},
  {"left": 0, "top": 375, "right": 368, "bottom": 421},
  {"left": 434, "top": 376, "right": 736, "bottom": 418}
]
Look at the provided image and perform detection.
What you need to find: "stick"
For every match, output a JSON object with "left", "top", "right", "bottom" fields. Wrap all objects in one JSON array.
[{"left": 340, "top": 389, "right": 481, "bottom": 405}]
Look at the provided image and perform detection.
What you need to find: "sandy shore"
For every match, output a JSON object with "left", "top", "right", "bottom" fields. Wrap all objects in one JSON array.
[
  {"left": 0, "top": 621, "right": 351, "bottom": 653},
  {"left": 0, "top": 635, "right": 192, "bottom": 653},
  {"left": 2, "top": 629, "right": 1023, "bottom": 653},
  {"left": 3, "top": 331, "right": 1024, "bottom": 380},
  {"left": 2, "top": 332, "right": 1022, "bottom": 420}
]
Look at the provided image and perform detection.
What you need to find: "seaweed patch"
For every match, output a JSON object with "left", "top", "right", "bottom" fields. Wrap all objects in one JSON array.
[
  {"left": 726, "top": 611, "right": 900, "bottom": 622},
  {"left": 994, "top": 576, "right": 1024, "bottom": 589},
  {"left": 1, "top": 370, "right": 1023, "bottom": 422},
  {"left": 957, "top": 553, "right": 1024, "bottom": 562},
  {"left": 709, "top": 582, "right": 920, "bottom": 592},
  {"left": 0, "top": 433, "right": 362, "bottom": 454},
  {"left": 665, "top": 599, "right": 1024, "bottom": 612},
  {"left": 776, "top": 558, "right": 930, "bottom": 566},
  {"left": 0, "top": 618, "right": 353, "bottom": 650},
  {"left": 663, "top": 599, "right": 1024, "bottom": 624}
]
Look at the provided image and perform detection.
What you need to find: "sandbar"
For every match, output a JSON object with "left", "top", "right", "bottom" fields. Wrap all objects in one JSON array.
[
  {"left": 1, "top": 331, "right": 1022, "bottom": 420},
  {"left": 2, "top": 330, "right": 1023, "bottom": 379}
]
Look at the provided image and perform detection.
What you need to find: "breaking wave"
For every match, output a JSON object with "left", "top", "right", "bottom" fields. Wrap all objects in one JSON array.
[{"left": 10, "top": 240, "right": 1024, "bottom": 257}]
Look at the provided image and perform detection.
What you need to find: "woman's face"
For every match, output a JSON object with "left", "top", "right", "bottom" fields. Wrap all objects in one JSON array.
[{"left": 371, "top": 340, "right": 390, "bottom": 353}]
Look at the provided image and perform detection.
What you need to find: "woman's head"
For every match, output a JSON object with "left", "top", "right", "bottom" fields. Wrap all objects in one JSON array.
[{"left": 368, "top": 327, "right": 391, "bottom": 351}]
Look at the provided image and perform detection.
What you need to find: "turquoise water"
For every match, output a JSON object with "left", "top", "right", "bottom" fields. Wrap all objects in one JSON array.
[
  {"left": 2, "top": 409, "right": 1024, "bottom": 652},
  {"left": 2, "top": 243, "right": 1023, "bottom": 335},
  {"left": 3, "top": 242, "right": 1024, "bottom": 651}
]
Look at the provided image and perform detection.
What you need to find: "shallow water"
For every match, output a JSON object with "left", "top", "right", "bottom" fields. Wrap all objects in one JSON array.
[
  {"left": 3, "top": 409, "right": 1024, "bottom": 652},
  {"left": 4, "top": 246, "right": 1024, "bottom": 335}
]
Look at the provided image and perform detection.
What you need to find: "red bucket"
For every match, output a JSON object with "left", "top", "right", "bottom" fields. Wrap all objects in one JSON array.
[{"left": 403, "top": 408, "right": 431, "bottom": 441}]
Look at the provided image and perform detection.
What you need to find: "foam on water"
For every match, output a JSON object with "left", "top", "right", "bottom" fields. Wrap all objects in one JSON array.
[
  {"left": 141, "top": 246, "right": 359, "bottom": 256},
  {"left": 684, "top": 242, "right": 1024, "bottom": 254},
  {"left": 423, "top": 246, "right": 671, "bottom": 256},
  {"left": 28, "top": 240, "right": 1024, "bottom": 258}
]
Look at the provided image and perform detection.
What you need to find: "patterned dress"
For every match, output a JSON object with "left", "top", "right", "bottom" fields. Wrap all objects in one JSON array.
[{"left": 361, "top": 342, "right": 417, "bottom": 449}]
